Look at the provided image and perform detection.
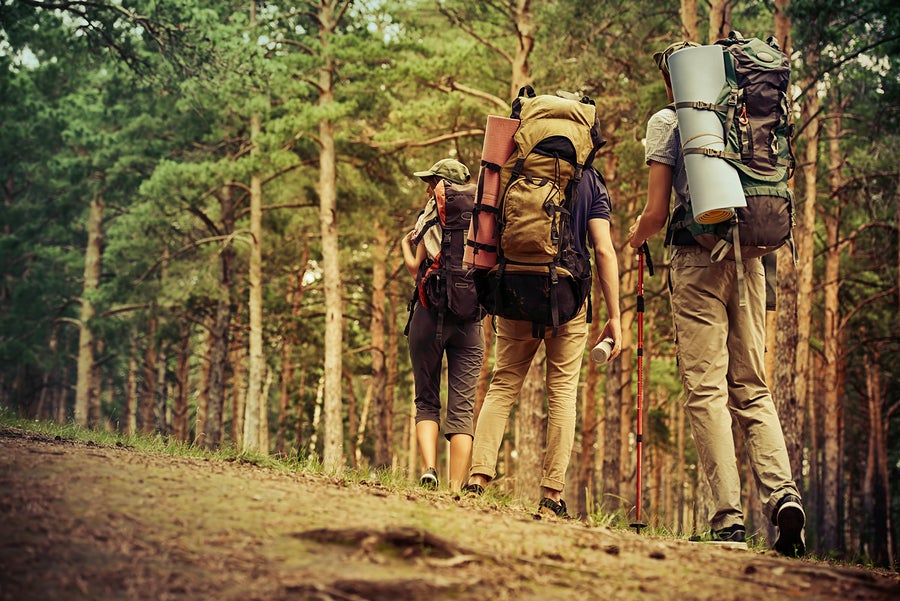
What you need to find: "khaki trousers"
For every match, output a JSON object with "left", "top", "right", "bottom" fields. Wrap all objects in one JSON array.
[
  {"left": 670, "top": 246, "right": 800, "bottom": 529},
  {"left": 469, "top": 303, "right": 588, "bottom": 493}
]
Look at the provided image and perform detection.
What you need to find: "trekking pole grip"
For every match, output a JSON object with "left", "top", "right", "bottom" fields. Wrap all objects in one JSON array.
[{"left": 640, "top": 242, "right": 655, "bottom": 277}]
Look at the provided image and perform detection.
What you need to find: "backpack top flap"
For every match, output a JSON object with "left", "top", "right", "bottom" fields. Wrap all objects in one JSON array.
[
  {"left": 718, "top": 33, "right": 792, "bottom": 182},
  {"left": 513, "top": 95, "right": 598, "bottom": 169},
  {"left": 436, "top": 180, "right": 477, "bottom": 231}
]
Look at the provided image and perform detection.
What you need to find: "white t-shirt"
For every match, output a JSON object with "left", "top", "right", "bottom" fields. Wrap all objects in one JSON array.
[{"left": 645, "top": 107, "right": 690, "bottom": 212}]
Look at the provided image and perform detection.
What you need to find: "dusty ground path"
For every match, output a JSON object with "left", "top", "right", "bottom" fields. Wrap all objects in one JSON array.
[{"left": 1, "top": 425, "right": 898, "bottom": 601}]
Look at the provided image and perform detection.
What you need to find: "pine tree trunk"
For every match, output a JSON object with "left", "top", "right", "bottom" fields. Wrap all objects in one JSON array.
[
  {"left": 366, "top": 226, "right": 388, "bottom": 467},
  {"left": 821, "top": 114, "right": 844, "bottom": 552},
  {"left": 294, "top": 360, "right": 309, "bottom": 454},
  {"left": 308, "top": 375, "right": 324, "bottom": 457},
  {"left": 173, "top": 328, "right": 190, "bottom": 443},
  {"left": 795, "top": 41, "right": 821, "bottom": 515},
  {"left": 276, "top": 339, "right": 295, "bottom": 456},
  {"left": 243, "top": 103, "right": 264, "bottom": 454},
  {"left": 774, "top": 0, "right": 792, "bottom": 55},
  {"left": 125, "top": 341, "right": 138, "bottom": 436},
  {"left": 275, "top": 260, "right": 305, "bottom": 455},
  {"left": 74, "top": 193, "right": 103, "bottom": 427},
  {"left": 345, "top": 370, "right": 358, "bottom": 468},
  {"left": 139, "top": 313, "right": 158, "bottom": 435},
  {"left": 681, "top": 0, "right": 698, "bottom": 41},
  {"left": 318, "top": 2, "right": 344, "bottom": 473},
  {"left": 90, "top": 338, "right": 103, "bottom": 428},
  {"left": 868, "top": 353, "right": 895, "bottom": 567},
  {"left": 376, "top": 254, "right": 401, "bottom": 468},
  {"left": 204, "top": 184, "right": 235, "bottom": 450},
  {"left": 509, "top": 0, "right": 535, "bottom": 99},
  {"left": 707, "top": 0, "right": 732, "bottom": 42},
  {"left": 231, "top": 342, "right": 247, "bottom": 448},
  {"left": 155, "top": 340, "right": 168, "bottom": 435}
]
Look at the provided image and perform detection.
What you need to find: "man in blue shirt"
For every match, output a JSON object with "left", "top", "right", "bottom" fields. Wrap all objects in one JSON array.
[{"left": 465, "top": 163, "right": 621, "bottom": 518}]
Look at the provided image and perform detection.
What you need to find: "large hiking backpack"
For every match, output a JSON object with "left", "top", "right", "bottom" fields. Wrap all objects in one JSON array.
[
  {"left": 477, "top": 86, "right": 605, "bottom": 338},
  {"left": 669, "top": 31, "right": 795, "bottom": 263},
  {"left": 406, "top": 179, "right": 482, "bottom": 336}
]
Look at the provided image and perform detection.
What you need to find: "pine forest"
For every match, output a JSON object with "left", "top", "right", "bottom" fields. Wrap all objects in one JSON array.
[{"left": 2, "top": 0, "right": 898, "bottom": 568}]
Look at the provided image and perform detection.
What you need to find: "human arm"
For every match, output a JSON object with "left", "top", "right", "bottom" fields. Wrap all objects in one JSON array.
[
  {"left": 626, "top": 160, "right": 673, "bottom": 249},
  {"left": 400, "top": 230, "right": 426, "bottom": 279},
  {"left": 588, "top": 217, "right": 623, "bottom": 361}
]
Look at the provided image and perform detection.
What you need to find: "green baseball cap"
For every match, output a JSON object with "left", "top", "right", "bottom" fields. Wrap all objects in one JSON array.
[
  {"left": 653, "top": 41, "right": 701, "bottom": 76},
  {"left": 413, "top": 158, "right": 471, "bottom": 185}
]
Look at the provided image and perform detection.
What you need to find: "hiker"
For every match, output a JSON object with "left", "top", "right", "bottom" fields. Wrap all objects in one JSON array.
[
  {"left": 401, "top": 158, "right": 484, "bottom": 491},
  {"left": 626, "top": 41, "right": 806, "bottom": 557},
  {"left": 464, "top": 160, "right": 622, "bottom": 518}
]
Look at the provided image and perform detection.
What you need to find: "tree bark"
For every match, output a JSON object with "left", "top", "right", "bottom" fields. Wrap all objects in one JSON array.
[
  {"left": 276, "top": 256, "right": 307, "bottom": 455},
  {"left": 509, "top": 0, "right": 534, "bottom": 100},
  {"left": 345, "top": 370, "right": 359, "bottom": 467},
  {"left": 243, "top": 0, "right": 265, "bottom": 452},
  {"left": 376, "top": 254, "right": 402, "bottom": 468},
  {"left": 821, "top": 111, "right": 844, "bottom": 552},
  {"left": 139, "top": 313, "right": 158, "bottom": 435},
  {"left": 74, "top": 192, "right": 103, "bottom": 428},
  {"left": 366, "top": 226, "right": 388, "bottom": 467},
  {"left": 318, "top": 1, "right": 345, "bottom": 473},
  {"left": 864, "top": 349, "right": 892, "bottom": 567},
  {"left": 231, "top": 340, "right": 247, "bottom": 448},
  {"left": 125, "top": 340, "right": 138, "bottom": 436},
  {"left": 173, "top": 327, "right": 191, "bottom": 442},
  {"left": 680, "top": 0, "right": 698, "bottom": 41},
  {"left": 707, "top": 0, "right": 732, "bottom": 43},
  {"left": 773, "top": 0, "right": 792, "bottom": 55},
  {"left": 204, "top": 185, "right": 235, "bottom": 450}
]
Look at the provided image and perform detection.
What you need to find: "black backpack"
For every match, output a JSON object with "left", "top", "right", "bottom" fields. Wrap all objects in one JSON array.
[
  {"left": 667, "top": 32, "right": 796, "bottom": 307},
  {"left": 670, "top": 33, "right": 794, "bottom": 258},
  {"left": 405, "top": 180, "right": 482, "bottom": 337},
  {"left": 476, "top": 87, "right": 605, "bottom": 338}
]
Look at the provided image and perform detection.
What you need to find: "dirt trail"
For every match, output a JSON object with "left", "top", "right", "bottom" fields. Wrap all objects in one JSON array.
[{"left": 1, "top": 426, "right": 897, "bottom": 601}]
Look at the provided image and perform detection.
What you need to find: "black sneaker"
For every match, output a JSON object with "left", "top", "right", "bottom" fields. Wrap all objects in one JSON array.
[
  {"left": 538, "top": 497, "right": 569, "bottom": 518},
  {"left": 419, "top": 467, "right": 438, "bottom": 489},
  {"left": 689, "top": 524, "right": 747, "bottom": 549},
  {"left": 773, "top": 494, "right": 806, "bottom": 558},
  {"left": 712, "top": 524, "right": 747, "bottom": 543}
]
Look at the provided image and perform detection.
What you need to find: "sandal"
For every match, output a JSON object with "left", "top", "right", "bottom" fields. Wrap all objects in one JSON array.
[
  {"left": 462, "top": 482, "right": 484, "bottom": 495},
  {"left": 538, "top": 497, "right": 569, "bottom": 518}
]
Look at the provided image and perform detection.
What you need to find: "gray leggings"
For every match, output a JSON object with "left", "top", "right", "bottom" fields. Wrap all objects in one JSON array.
[{"left": 408, "top": 304, "right": 484, "bottom": 439}]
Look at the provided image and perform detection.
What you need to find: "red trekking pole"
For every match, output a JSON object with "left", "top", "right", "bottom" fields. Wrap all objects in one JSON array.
[{"left": 631, "top": 243, "right": 653, "bottom": 533}]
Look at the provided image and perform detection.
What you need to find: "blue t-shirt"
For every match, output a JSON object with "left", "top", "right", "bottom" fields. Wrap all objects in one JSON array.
[{"left": 571, "top": 166, "right": 611, "bottom": 256}]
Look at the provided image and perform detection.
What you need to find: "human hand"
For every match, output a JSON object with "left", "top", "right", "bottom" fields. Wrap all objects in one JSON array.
[
  {"left": 596, "top": 320, "right": 623, "bottom": 362},
  {"left": 626, "top": 217, "right": 643, "bottom": 249}
]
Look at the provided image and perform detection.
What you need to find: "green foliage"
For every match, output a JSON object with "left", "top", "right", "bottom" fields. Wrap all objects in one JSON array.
[{"left": 1, "top": 0, "right": 899, "bottom": 564}]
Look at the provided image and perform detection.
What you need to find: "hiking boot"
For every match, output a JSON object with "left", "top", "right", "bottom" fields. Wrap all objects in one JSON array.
[
  {"left": 538, "top": 497, "right": 569, "bottom": 518},
  {"left": 773, "top": 494, "right": 806, "bottom": 558},
  {"left": 419, "top": 467, "right": 438, "bottom": 489}
]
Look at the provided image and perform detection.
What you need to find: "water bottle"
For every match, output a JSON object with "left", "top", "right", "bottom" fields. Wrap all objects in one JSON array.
[{"left": 590, "top": 337, "right": 614, "bottom": 364}]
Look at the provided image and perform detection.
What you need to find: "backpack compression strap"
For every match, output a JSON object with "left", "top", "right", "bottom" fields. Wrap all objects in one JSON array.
[{"left": 469, "top": 161, "right": 502, "bottom": 256}]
